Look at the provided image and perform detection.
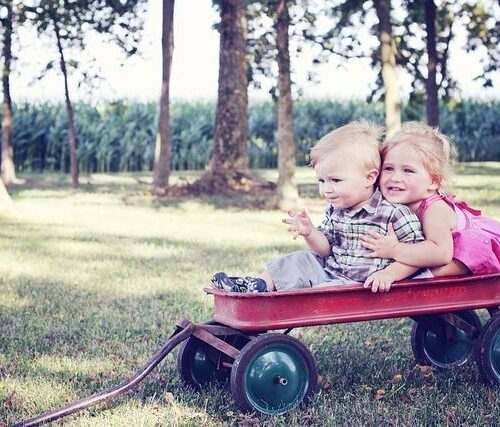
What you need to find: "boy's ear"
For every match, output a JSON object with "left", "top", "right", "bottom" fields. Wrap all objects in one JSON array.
[{"left": 366, "top": 168, "right": 379, "bottom": 186}]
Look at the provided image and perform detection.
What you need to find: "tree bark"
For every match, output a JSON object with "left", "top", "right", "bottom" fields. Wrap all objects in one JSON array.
[
  {"left": 423, "top": 0, "right": 439, "bottom": 126},
  {"left": 153, "top": 0, "right": 175, "bottom": 192},
  {"left": 1, "top": 0, "right": 17, "bottom": 185},
  {"left": 207, "top": 0, "right": 249, "bottom": 179},
  {"left": 275, "top": 0, "right": 298, "bottom": 207},
  {"left": 0, "top": 178, "right": 11, "bottom": 205},
  {"left": 54, "top": 22, "right": 79, "bottom": 188},
  {"left": 374, "top": 0, "right": 401, "bottom": 136}
]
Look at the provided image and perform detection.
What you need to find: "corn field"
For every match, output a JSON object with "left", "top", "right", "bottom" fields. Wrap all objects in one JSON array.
[{"left": 4, "top": 99, "right": 500, "bottom": 173}]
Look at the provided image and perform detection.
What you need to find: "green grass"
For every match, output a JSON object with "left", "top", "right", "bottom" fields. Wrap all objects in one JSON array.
[{"left": 1, "top": 163, "right": 499, "bottom": 426}]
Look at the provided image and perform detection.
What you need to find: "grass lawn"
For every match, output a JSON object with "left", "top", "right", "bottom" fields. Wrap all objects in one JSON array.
[{"left": 1, "top": 163, "right": 499, "bottom": 426}]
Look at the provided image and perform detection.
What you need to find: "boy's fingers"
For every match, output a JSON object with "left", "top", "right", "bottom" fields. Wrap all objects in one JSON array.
[
  {"left": 365, "top": 229, "right": 379, "bottom": 238},
  {"left": 364, "top": 251, "right": 377, "bottom": 258},
  {"left": 371, "top": 280, "right": 380, "bottom": 293},
  {"left": 282, "top": 218, "right": 292, "bottom": 224}
]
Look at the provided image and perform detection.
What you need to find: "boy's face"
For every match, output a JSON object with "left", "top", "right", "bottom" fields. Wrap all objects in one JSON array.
[
  {"left": 380, "top": 144, "right": 438, "bottom": 211},
  {"left": 315, "top": 151, "right": 378, "bottom": 211}
]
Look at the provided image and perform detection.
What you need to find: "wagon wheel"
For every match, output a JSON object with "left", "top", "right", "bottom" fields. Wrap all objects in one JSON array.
[
  {"left": 411, "top": 310, "right": 482, "bottom": 369},
  {"left": 230, "top": 333, "right": 317, "bottom": 415},
  {"left": 177, "top": 322, "right": 249, "bottom": 390},
  {"left": 476, "top": 314, "right": 500, "bottom": 385}
]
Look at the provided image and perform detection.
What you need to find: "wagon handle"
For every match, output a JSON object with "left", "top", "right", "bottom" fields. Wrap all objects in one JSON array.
[{"left": 13, "top": 321, "right": 195, "bottom": 427}]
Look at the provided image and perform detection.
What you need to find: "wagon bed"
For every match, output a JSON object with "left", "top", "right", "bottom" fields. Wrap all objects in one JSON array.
[{"left": 205, "top": 273, "right": 500, "bottom": 331}]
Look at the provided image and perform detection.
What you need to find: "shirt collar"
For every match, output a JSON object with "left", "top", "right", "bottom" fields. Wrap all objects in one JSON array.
[{"left": 339, "top": 188, "right": 382, "bottom": 216}]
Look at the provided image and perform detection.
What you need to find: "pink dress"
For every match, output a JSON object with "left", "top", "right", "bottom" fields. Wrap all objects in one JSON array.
[{"left": 416, "top": 194, "right": 500, "bottom": 275}]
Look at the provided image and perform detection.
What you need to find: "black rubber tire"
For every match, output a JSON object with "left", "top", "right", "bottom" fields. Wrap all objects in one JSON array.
[
  {"left": 177, "top": 336, "right": 227, "bottom": 390},
  {"left": 230, "top": 333, "right": 317, "bottom": 415},
  {"left": 177, "top": 323, "right": 249, "bottom": 390},
  {"left": 410, "top": 310, "right": 482, "bottom": 369},
  {"left": 476, "top": 313, "right": 500, "bottom": 385}
]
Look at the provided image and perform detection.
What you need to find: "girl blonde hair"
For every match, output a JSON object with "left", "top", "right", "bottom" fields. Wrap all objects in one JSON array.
[{"left": 381, "top": 121, "right": 456, "bottom": 187}]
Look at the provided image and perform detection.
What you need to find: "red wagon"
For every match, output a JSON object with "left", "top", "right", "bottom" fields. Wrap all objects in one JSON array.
[
  {"left": 18, "top": 273, "right": 500, "bottom": 425},
  {"left": 177, "top": 273, "right": 500, "bottom": 415}
]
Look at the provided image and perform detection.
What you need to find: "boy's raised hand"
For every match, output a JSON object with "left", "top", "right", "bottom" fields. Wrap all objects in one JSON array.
[
  {"left": 282, "top": 208, "right": 313, "bottom": 240},
  {"left": 360, "top": 223, "right": 400, "bottom": 259}
]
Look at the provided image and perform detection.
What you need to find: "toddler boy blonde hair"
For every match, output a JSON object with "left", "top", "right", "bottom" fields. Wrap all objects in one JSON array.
[{"left": 309, "top": 120, "right": 383, "bottom": 173}]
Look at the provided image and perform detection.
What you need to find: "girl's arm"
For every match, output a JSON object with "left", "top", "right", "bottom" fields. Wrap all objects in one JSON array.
[{"left": 361, "top": 201, "right": 455, "bottom": 267}]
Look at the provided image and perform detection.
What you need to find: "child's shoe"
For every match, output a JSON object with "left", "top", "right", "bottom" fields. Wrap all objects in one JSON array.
[
  {"left": 244, "top": 276, "right": 268, "bottom": 292},
  {"left": 211, "top": 272, "right": 267, "bottom": 293},
  {"left": 211, "top": 272, "right": 240, "bottom": 292}
]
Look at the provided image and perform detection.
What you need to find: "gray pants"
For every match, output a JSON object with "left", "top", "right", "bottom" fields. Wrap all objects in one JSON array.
[
  {"left": 266, "top": 250, "right": 356, "bottom": 292},
  {"left": 265, "top": 250, "right": 433, "bottom": 292}
]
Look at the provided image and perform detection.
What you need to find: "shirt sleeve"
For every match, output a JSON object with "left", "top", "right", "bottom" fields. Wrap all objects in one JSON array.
[
  {"left": 317, "top": 204, "right": 336, "bottom": 247},
  {"left": 390, "top": 206, "right": 424, "bottom": 243}
]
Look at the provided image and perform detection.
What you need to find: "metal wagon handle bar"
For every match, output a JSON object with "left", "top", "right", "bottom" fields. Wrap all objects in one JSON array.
[{"left": 13, "top": 322, "right": 195, "bottom": 427}]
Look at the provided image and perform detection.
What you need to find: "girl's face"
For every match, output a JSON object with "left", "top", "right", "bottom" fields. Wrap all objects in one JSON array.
[{"left": 380, "top": 144, "right": 439, "bottom": 212}]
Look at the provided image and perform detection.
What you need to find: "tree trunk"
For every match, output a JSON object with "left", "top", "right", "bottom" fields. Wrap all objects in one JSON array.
[
  {"left": 374, "top": 0, "right": 401, "bottom": 136},
  {"left": 275, "top": 0, "right": 298, "bottom": 207},
  {"left": 153, "top": 0, "right": 175, "bottom": 192},
  {"left": 0, "top": 178, "right": 11, "bottom": 206},
  {"left": 1, "top": 0, "right": 17, "bottom": 185},
  {"left": 205, "top": 0, "right": 249, "bottom": 188},
  {"left": 423, "top": 0, "right": 439, "bottom": 126},
  {"left": 55, "top": 23, "right": 79, "bottom": 188}
]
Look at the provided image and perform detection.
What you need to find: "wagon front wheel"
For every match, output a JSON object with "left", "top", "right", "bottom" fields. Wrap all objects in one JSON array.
[
  {"left": 476, "top": 314, "right": 500, "bottom": 385},
  {"left": 230, "top": 333, "right": 317, "bottom": 415},
  {"left": 411, "top": 310, "right": 482, "bottom": 369},
  {"left": 177, "top": 336, "right": 229, "bottom": 390}
]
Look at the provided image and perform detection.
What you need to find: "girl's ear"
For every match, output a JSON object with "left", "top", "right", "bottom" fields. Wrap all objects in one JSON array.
[
  {"left": 366, "top": 168, "right": 379, "bottom": 186},
  {"left": 429, "top": 175, "right": 441, "bottom": 191}
]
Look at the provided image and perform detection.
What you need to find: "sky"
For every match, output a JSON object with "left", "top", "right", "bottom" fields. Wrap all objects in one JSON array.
[{"left": 12, "top": 0, "right": 500, "bottom": 103}]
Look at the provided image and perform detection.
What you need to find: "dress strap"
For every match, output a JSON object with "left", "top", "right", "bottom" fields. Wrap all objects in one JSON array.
[
  {"left": 444, "top": 194, "right": 482, "bottom": 216},
  {"left": 416, "top": 193, "right": 482, "bottom": 223},
  {"left": 416, "top": 194, "right": 443, "bottom": 220}
]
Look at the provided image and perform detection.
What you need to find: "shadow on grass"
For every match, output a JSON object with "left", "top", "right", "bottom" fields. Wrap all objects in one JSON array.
[{"left": 0, "top": 275, "right": 215, "bottom": 421}]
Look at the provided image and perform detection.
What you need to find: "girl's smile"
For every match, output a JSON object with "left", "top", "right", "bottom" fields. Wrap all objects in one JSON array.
[{"left": 380, "top": 144, "right": 438, "bottom": 211}]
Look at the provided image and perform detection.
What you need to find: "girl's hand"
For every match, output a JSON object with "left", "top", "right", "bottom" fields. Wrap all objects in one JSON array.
[
  {"left": 360, "top": 223, "right": 400, "bottom": 259},
  {"left": 363, "top": 269, "right": 395, "bottom": 293},
  {"left": 282, "top": 208, "right": 314, "bottom": 240}
]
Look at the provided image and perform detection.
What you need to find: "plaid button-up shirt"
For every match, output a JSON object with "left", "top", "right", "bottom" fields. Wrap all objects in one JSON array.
[{"left": 317, "top": 188, "right": 424, "bottom": 282}]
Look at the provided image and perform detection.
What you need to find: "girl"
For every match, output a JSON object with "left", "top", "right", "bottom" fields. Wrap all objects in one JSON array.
[{"left": 361, "top": 122, "right": 500, "bottom": 277}]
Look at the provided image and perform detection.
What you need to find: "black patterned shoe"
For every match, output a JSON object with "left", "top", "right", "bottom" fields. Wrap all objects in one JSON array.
[
  {"left": 243, "top": 276, "right": 268, "bottom": 293},
  {"left": 211, "top": 272, "right": 267, "bottom": 293}
]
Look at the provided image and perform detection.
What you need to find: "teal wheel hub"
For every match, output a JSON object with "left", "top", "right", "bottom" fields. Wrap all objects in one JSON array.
[
  {"left": 244, "top": 345, "right": 309, "bottom": 414},
  {"left": 490, "top": 327, "right": 500, "bottom": 379},
  {"left": 230, "top": 333, "right": 318, "bottom": 415},
  {"left": 423, "top": 326, "right": 475, "bottom": 367}
]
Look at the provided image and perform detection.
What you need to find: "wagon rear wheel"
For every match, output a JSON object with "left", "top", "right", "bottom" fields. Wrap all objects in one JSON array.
[
  {"left": 411, "top": 310, "right": 482, "bottom": 369},
  {"left": 230, "top": 333, "right": 317, "bottom": 415},
  {"left": 476, "top": 314, "right": 500, "bottom": 385}
]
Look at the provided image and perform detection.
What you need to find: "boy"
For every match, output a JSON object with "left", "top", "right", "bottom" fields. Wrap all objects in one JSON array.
[{"left": 212, "top": 121, "right": 424, "bottom": 293}]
